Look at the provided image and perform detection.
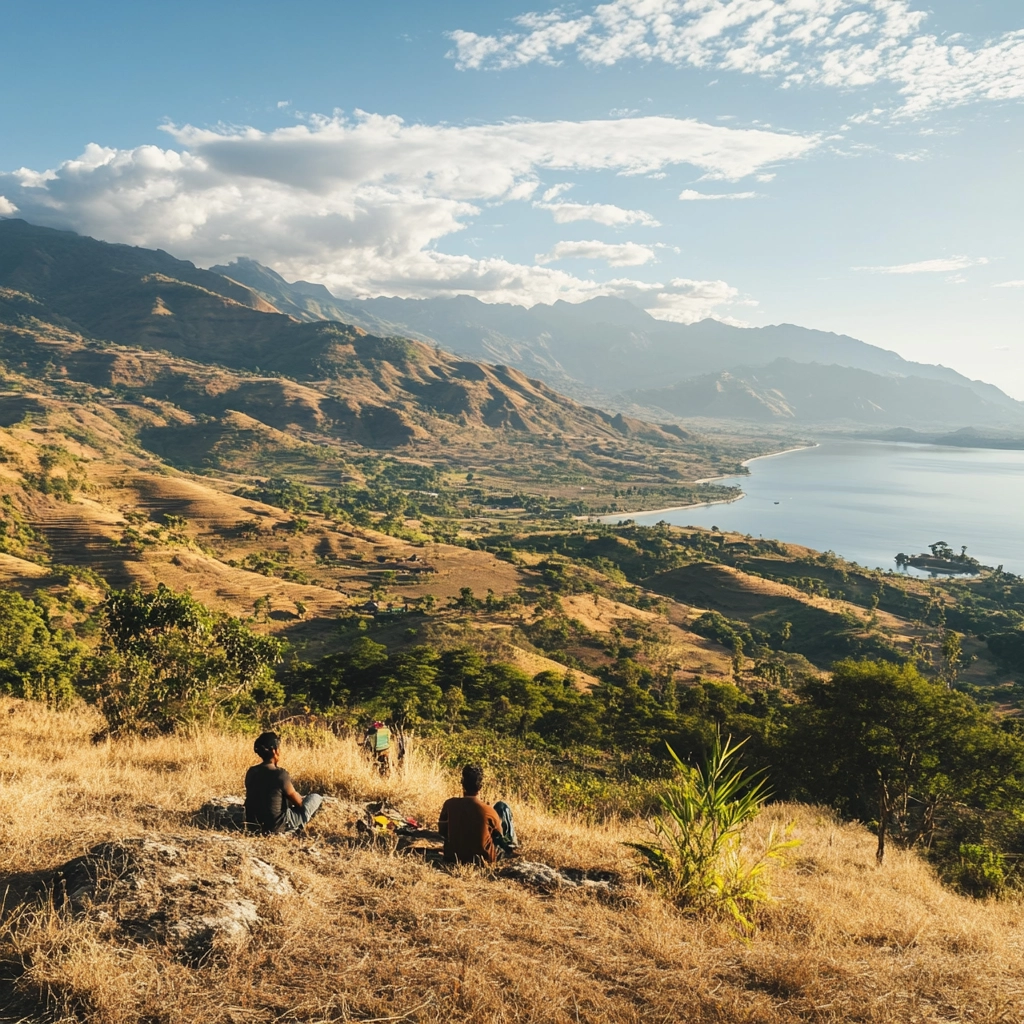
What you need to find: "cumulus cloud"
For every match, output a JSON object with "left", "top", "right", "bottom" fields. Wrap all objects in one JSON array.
[
  {"left": 0, "top": 111, "right": 807, "bottom": 319},
  {"left": 636, "top": 277, "right": 741, "bottom": 322},
  {"left": 679, "top": 189, "right": 757, "bottom": 201},
  {"left": 994, "top": 280, "right": 1024, "bottom": 289},
  {"left": 853, "top": 256, "right": 989, "bottom": 274},
  {"left": 536, "top": 200, "right": 660, "bottom": 225},
  {"left": 0, "top": 196, "right": 17, "bottom": 216},
  {"left": 535, "top": 239, "right": 656, "bottom": 265},
  {"left": 448, "top": 1, "right": 1024, "bottom": 116}
]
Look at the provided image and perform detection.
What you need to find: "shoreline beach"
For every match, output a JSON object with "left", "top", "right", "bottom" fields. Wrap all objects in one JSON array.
[{"left": 589, "top": 442, "right": 818, "bottom": 523}]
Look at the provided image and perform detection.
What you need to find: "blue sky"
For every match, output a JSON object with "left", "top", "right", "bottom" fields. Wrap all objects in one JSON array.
[{"left": 2, "top": 1, "right": 1022, "bottom": 393}]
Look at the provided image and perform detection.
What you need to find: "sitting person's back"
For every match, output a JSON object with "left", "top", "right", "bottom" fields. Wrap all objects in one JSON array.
[
  {"left": 438, "top": 765, "right": 516, "bottom": 865},
  {"left": 244, "top": 732, "right": 323, "bottom": 834},
  {"left": 244, "top": 761, "right": 291, "bottom": 833}
]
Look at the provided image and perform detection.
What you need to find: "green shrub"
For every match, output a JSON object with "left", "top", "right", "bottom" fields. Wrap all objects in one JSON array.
[
  {"left": 947, "top": 842, "right": 1007, "bottom": 898},
  {"left": 627, "top": 733, "right": 797, "bottom": 930}
]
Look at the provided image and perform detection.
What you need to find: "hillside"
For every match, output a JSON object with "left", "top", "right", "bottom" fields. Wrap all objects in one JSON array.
[
  {"left": 628, "top": 358, "right": 1024, "bottom": 427},
  {"left": 3, "top": 698, "right": 1024, "bottom": 1024},
  {"left": 6, "top": 217, "right": 1024, "bottom": 1015},
  {"left": 0, "top": 220, "right": 774, "bottom": 517},
  {"left": 212, "top": 258, "right": 1022, "bottom": 427}
]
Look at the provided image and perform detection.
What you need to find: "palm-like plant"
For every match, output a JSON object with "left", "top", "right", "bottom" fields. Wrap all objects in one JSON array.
[{"left": 628, "top": 732, "right": 797, "bottom": 930}]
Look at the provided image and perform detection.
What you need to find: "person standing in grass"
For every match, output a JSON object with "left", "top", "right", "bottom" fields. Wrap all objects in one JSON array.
[
  {"left": 244, "top": 732, "right": 323, "bottom": 834},
  {"left": 438, "top": 765, "right": 517, "bottom": 865},
  {"left": 364, "top": 720, "right": 392, "bottom": 775}
]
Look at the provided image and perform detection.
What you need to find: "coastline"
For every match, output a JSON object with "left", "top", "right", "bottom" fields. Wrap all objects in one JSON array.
[
  {"left": 589, "top": 492, "right": 744, "bottom": 523},
  {"left": 590, "top": 441, "right": 818, "bottom": 523}
]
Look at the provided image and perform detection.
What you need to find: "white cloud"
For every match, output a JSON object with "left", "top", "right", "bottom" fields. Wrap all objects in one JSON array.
[
  {"left": 276, "top": 100, "right": 291, "bottom": 109},
  {"left": 0, "top": 111, "right": 788, "bottom": 320},
  {"left": 853, "top": 256, "right": 989, "bottom": 274},
  {"left": 536, "top": 200, "right": 660, "bottom": 225},
  {"left": 640, "top": 277, "right": 741, "bottom": 322},
  {"left": 678, "top": 188, "right": 757, "bottom": 201},
  {"left": 536, "top": 240, "right": 656, "bottom": 266},
  {"left": 0, "top": 196, "right": 17, "bottom": 215},
  {"left": 541, "top": 182, "right": 573, "bottom": 201},
  {"left": 448, "top": 1, "right": 1024, "bottom": 117},
  {"left": 994, "top": 280, "right": 1024, "bottom": 289}
]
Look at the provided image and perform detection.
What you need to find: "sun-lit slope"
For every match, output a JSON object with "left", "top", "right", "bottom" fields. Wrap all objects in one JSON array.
[
  {"left": 2, "top": 697, "right": 1022, "bottom": 1024},
  {"left": 0, "top": 218, "right": 279, "bottom": 320},
  {"left": 0, "top": 220, "right": 698, "bottom": 452},
  {"left": 644, "top": 561, "right": 926, "bottom": 667},
  {"left": 0, "top": 389, "right": 538, "bottom": 644}
]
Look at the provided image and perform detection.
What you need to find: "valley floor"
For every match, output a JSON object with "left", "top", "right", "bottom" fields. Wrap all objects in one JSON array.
[{"left": 2, "top": 698, "right": 1022, "bottom": 1024}]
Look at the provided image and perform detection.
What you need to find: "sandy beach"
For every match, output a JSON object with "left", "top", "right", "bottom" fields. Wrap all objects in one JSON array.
[{"left": 588, "top": 442, "right": 818, "bottom": 523}]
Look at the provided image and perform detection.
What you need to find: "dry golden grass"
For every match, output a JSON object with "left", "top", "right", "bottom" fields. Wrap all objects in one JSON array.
[{"left": 2, "top": 696, "right": 1024, "bottom": 1024}]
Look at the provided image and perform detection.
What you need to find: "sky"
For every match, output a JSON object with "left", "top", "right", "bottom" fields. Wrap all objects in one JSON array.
[{"left": 1, "top": 1, "right": 1022, "bottom": 393}]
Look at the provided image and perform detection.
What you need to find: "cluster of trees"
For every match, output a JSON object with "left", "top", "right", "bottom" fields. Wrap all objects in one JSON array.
[
  {"left": 4, "top": 580, "right": 1024, "bottom": 883},
  {"left": 0, "top": 585, "right": 282, "bottom": 734},
  {"left": 284, "top": 630, "right": 1024, "bottom": 871}
]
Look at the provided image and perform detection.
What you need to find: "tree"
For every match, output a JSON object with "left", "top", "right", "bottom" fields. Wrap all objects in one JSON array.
[
  {"left": 940, "top": 630, "right": 963, "bottom": 686},
  {"left": 0, "top": 591, "right": 86, "bottom": 706},
  {"left": 252, "top": 595, "right": 271, "bottom": 622},
  {"left": 786, "top": 659, "right": 1024, "bottom": 863},
  {"left": 730, "top": 636, "right": 744, "bottom": 682},
  {"left": 88, "top": 585, "right": 283, "bottom": 734},
  {"left": 375, "top": 647, "right": 443, "bottom": 726},
  {"left": 753, "top": 655, "right": 790, "bottom": 688}
]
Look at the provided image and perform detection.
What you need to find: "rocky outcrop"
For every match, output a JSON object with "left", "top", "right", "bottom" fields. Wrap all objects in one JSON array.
[
  {"left": 52, "top": 835, "right": 293, "bottom": 961},
  {"left": 498, "top": 860, "right": 617, "bottom": 893}
]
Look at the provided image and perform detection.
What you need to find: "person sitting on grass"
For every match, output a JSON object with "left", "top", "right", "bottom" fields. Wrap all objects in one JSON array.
[
  {"left": 244, "top": 732, "right": 323, "bottom": 834},
  {"left": 438, "top": 765, "right": 517, "bottom": 865}
]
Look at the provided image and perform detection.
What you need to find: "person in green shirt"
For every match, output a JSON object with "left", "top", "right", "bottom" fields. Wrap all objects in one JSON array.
[{"left": 364, "top": 720, "right": 392, "bottom": 775}]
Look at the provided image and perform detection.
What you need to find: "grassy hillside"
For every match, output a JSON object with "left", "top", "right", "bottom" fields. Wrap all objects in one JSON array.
[
  {"left": 3, "top": 697, "right": 1023, "bottom": 1024},
  {"left": 5, "top": 220, "right": 1024, "bottom": 1024}
]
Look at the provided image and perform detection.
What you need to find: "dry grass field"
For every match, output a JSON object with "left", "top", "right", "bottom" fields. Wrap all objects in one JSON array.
[{"left": 2, "top": 697, "right": 1023, "bottom": 1024}]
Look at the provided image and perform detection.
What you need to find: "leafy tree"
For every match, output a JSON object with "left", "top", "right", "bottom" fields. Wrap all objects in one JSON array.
[
  {"left": 986, "top": 630, "right": 1024, "bottom": 673},
  {"left": 0, "top": 591, "right": 86, "bottom": 706},
  {"left": 87, "top": 585, "right": 283, "bottom": 734},
  {"left": 374, "top": 647, "right": 443, "bottom": 726},
  {"left": 940, "top": 630, "right": 963, "bottom": 686},
  {"left": 785, "top": 659, "right": 1024, "bottom": 863},
  {"left": 533, "top": 671, "right": 603, "bottom": 747}
]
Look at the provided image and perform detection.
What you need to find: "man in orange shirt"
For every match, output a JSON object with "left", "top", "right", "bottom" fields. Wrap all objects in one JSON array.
[{"left": 438, "top": 765, "right": 517, "bottom": 865}]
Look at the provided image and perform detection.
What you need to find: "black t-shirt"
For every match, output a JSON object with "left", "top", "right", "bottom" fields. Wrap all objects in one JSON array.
[{"left": 244, "top": 764, "right": 291, "bottom": 833}]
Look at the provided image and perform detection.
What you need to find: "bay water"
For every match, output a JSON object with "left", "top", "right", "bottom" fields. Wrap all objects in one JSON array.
[{"left": 608, "top": 440, "right": 1024, "bottom": 575}]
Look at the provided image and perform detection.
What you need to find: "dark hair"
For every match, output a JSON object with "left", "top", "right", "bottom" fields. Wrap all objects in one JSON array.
[
  {"left": 254, "top": 732, "right": 281, "bottom": 760},
  {"left": 461, "top": 765, "right": 484, "bottom": 795}
]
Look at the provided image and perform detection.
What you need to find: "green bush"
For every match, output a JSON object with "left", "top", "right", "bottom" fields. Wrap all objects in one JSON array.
[
  {"left": 947, "top": 843, "right": 1007, "bottom": 898},
  {"left": 627, "top": 733, "right": 797, "bottom": 930}
]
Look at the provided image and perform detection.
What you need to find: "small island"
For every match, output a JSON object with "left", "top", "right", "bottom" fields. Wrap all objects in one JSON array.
[{"left": 895, "top": 541, "right": 985, "bottom": 576}]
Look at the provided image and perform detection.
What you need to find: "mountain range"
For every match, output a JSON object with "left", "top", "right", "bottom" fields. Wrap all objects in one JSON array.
[
  {"left": 0, "top": 219, "right": 717, "bottom": 487},
  {"left": 212, "top": 256, "right": 1024, "bottom": 430},
  {"left": 1, "top": 219, "right": 1019, "bottom": 435},
  {"left": 626, "top": 359, "right": 1024, "bottom": 426}
]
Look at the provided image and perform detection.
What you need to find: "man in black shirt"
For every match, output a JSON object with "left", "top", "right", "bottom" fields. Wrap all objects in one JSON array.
[{"left": 244, "top": 732, "right": 323, "bottom": 834}]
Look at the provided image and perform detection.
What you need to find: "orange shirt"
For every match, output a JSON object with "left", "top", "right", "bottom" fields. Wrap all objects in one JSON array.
[{"left": 438, "top": 796, "right": 503, "bottom": 865}]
